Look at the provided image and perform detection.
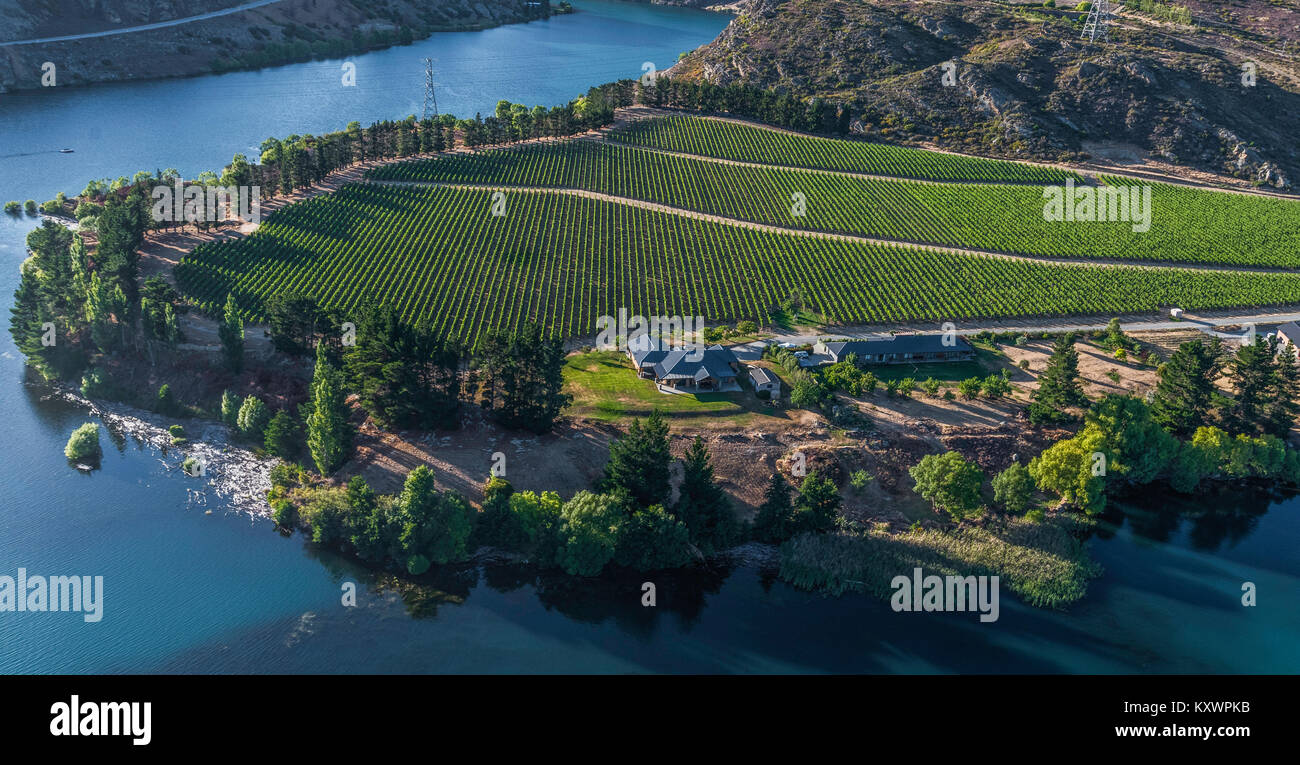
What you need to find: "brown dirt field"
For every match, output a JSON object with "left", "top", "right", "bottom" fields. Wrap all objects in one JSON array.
[{"left": 1001, "top": 339, "right": 1159, "bottom": 399}]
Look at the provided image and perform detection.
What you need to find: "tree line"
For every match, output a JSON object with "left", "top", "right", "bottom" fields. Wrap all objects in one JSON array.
[
  {"left": 904, "top": 328, "right": 1300, "bottom": 521},
  {"left": 272, "top": 408, "right": 846, "bottom": 578},
  {"left": 643, "top": 77, "right": 853, "bottom": 136},
  {"left": 222, "top": 296, "right": 573, "bottom": 476}
]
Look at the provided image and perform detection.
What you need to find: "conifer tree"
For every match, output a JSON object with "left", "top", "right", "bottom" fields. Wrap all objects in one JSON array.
[
  {"left": 601, "top": 409, "right": 671, "bottom": 508},
  {"left": 1266, "top": 342, "right": 1300, "bottom": 438},
  {"left": 1224, "top": 336, "right": 1277, "bottom": 435},
  {"left": 1030, "top": 334, "right": 1087, "bottom": 423},
  {"left": 751, "top": 472, "right": 793, "bottom": 543},
  {"left": 1150, "top": 338, "right": 1222, "bottom": 435},
  {"left": 673, "top": 436, "right": 736, "bottom": 553},
  {"left": 307, "top": 342, "right": 353, "bottom": 475},
  {"left": 218, "top": 293, "right": 244, "bottom": 373}
]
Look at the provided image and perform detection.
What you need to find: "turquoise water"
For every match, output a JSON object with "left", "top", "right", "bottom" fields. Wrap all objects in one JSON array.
[{"left": 0, "top": 2, "right": 1296, "bottom": 674}]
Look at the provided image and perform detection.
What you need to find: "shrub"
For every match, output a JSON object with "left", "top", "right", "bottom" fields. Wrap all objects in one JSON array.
[
  {"left": 182, "top": 455, "right": 204, "bottom": 477},
  {"left": 168, "top": 424, "right": 187, "bottom": 445},
  {"left": 909, "top": 451, "right": 984, "bottom": 521},
  {"left": 992, "top": 462, "right": 1033, "bottom": 515},
  {"left": 220, "top": 390, "right": 241, "bottom": 426},
  {"left": 271, "top": 498, "right": 297, "bottom": 528},
  {"left": 23, "top": 200, "right": 37, "bottom": 215},
  {"left": 156, "top": 384, "right": 177, "bottom": 416},
  {"left": 237, "top": 395, "right": 270, "bottom": 440},
  {"left": 64, "top": 423, "right": 102, "bottom": 461},
  {"left": 3, "top": 201, "right": 19, "bottom": 214},
  {"left": 556, "top": 491, "right": 624, "bottom": 576},
  {"left": 80, "top": 368, "right": 108, "bottom": 398},
  {"left": 849, "top": 469, "right": 873, "bottom": 492}
]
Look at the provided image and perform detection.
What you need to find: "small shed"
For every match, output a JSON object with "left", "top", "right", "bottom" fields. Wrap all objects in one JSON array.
[{"left": 749, "top": 366, "right": 780, "bottom": 397}]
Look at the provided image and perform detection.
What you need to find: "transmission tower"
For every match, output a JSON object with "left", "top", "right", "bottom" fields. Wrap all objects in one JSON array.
[
  {"left": 1081, "top": 0, "right": 1111, "bottom": 42},
  {"left": 422, "top": 58, "right": 439, "bottom": 120}
]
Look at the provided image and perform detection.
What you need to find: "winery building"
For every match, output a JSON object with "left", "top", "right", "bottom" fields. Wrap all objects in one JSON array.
[{"left": 813, "top": 334, "right": 975, "bottom": 365}]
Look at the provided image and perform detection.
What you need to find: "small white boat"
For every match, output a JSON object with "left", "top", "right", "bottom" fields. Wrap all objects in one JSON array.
[{"left": 59, "top": 148, "right": 74, "bottom": 153}]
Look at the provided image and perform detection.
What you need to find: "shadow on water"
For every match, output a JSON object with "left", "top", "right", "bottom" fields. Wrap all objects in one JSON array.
[{"left": 139, "top": 466, "right": 1300, "bottom": 673}]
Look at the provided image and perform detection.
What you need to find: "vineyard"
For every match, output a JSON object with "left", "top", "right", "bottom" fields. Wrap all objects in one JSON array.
[
  {"left": 609, "top": 115, "right": 1080, "bottom": 184},
  {"left": 367, "top": 138, "right": 1300, "bottom": 269},
  {"left": 175, "top": 184, "right": 1300, "bottom": 345}
]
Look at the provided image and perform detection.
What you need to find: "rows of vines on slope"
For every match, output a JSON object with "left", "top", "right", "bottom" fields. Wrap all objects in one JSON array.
[
  {"left": 367, "top": 141, "right": 1300, "bottom": 269},
  {"left": 609, "top": 115, "right": 1080, "bottom": 184},
  {"left": 173, "top": 185, "right": 1300, "bottom": 344}
]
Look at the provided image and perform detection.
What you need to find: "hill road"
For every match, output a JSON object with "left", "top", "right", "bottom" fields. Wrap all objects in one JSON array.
[{"left": 0, "top": 0, "right": 285, "bottom": 46}]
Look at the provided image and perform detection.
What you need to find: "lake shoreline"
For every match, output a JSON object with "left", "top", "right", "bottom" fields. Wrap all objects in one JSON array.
[{"left": 48, "top": 382, "right": 276, "bottom": 518}]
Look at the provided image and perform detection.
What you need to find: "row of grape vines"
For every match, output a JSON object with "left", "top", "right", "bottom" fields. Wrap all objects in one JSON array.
[
  {"left": 367, "top": 140, "right": 1300, "bottom": 269},
  {"left": 609, "top": 115, "right": 1079, "bottom": 184},
  {"left": 174, "top": 184, "right": 1300, "bottom": 344}
]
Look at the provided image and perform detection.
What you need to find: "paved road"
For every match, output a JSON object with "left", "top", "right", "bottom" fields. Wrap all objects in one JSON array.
[
  {"left": 0, "top": 0, "right": 284, "bottom": 46},
  {"left": 753, "top": 310, "right": 1300, "bottom": 346}
]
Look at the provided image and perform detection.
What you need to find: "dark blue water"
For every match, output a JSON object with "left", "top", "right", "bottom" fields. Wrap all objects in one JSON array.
[{"left": 1, "top": 1, "right": 1296, "bottom": 674}]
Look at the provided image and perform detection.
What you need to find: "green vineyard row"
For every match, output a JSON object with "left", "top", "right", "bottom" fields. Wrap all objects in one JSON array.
[
  {"left": 610, "top": 115, "right": 1080, "bottom": 184},
  {"left": 367, "top": 138, "right": 1300, "bottom": 269},
  {"left": 175, "top": 184, "right": 1300, "bottom": 343}
]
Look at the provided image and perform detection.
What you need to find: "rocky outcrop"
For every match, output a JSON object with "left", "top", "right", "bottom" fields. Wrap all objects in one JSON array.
[{"left": 674, "top": 0, "right": 1299, "bottom": 189}]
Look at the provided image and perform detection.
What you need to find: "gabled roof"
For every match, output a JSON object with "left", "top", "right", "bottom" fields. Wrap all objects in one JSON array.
[
  {"left": 824, "top": 334, "right": 973, "bottom": 359},
  {"left": 749, "top": 366, "right": 777, "bottom": 385},
  {"left": 631, "top": 349, "right": 669, "bottom": 367},
  {"left": 1276, "top": 322, "right": 1300, "bottom": 345},
  {"left": 652, "top": 346, "right": 738, "bottom": 381}
]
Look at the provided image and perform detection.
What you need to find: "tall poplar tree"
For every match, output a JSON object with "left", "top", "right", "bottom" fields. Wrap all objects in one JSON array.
[
  {"left": 306, "top": 342, "right": 352, "bottom": 475},
  {"left": 218, "top": 293, "right": 244, "bottom": 373}
]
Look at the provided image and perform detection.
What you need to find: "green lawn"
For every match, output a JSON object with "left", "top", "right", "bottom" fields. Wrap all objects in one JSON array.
[
  {"left": 563, "top": 351, "right": 785, "bottom": 424},
  {"left": 864, "top": 348, "right": 1004, "bottom": 383}
]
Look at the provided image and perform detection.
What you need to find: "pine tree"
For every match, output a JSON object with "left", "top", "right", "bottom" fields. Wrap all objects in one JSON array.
[
  {"left": 751, "top": 472, "right": 793, "bottom": 543},
  {"left": 1224, "top": 337, "right": 1277, "bottom": 435},
  {"left": 475, "top": 321, "right": 570, "bottom": 433},
  {"left": 307, "top": 342, "right": 353, "bottom": 475},
  {"left": 263, "top": 409, "right": 301, "bottom": 459},
  {"left": 601, "top": 409, "right": 671, "bottom": 508},
  {"left": 1031, "top": 334, "right": 1087, "bottom": 422},
  {"left": 673, "top": 436, "right": 735, "bottom": 553},
  {"left": 345, "top": 305, "right": 461, "bottom": 430},
  {"left": 793, "top": 472, "right": 841, "bottom": 533},
  {"left": 1151, "top": 338, "right": 1222, "bottom": 435},
  {"left": 218, "top": 293, "right": 244, "bottom": 373},
  {"left": 1266, "top": 342, "right": 1300, "bottom": 438}
]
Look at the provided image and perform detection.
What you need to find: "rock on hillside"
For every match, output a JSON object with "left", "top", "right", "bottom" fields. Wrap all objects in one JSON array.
[{"left": 674, "top": 0, "right": 1299, "bottom": 189}]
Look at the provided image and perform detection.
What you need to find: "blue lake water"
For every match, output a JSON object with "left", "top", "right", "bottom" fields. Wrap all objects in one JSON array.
[{"left": 0, "top": 1, "right": 1296, "bottom": 674}]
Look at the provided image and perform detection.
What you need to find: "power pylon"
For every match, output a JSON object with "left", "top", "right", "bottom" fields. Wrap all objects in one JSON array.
[
  {"left": 1081, "top": 0, "right": 1111, "bottom": 42},
  {"left": 422, "top": 58, "right": 439, "bottom": 120}
]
